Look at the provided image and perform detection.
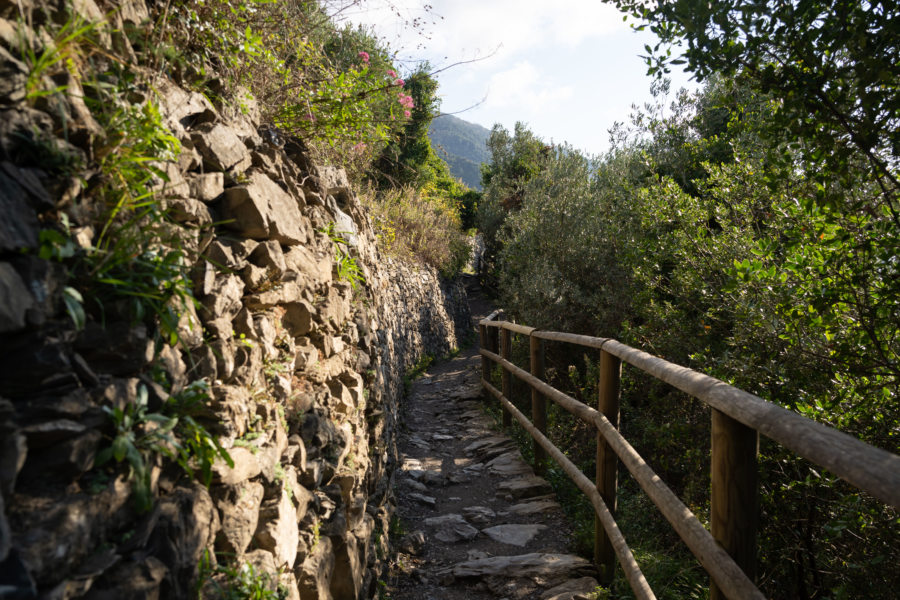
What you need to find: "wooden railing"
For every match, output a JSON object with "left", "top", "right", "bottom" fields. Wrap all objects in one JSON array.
[{"left": 478, "top": 311, "right": 900, "bottom": 600}]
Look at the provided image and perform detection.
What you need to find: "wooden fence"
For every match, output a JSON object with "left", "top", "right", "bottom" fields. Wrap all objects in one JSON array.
[{"left": 478, "top": 311, "right": 900, "bottom": 600}]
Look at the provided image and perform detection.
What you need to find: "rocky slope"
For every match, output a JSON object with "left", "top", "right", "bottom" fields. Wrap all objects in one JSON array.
[{"left": 0, "top": 1, "right": 469, "bottom": 598}]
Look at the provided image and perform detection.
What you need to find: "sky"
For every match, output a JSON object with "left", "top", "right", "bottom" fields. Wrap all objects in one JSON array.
[{"left": 343, "top": 0, "right": 699, "bottom": 156}]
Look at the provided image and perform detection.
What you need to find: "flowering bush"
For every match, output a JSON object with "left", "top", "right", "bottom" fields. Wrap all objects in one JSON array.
[{"left": 166, "top": 1, "right": 416, "bottom": 176}]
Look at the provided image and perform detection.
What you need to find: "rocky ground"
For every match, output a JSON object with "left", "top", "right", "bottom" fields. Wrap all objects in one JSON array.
[{"left": 384, "top": 278, "right": 601, "bottom": 600}]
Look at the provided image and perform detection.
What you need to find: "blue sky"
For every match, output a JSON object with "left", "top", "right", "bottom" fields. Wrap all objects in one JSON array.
[{"left": 345, "top": 0, "right": 698, "bottom": 156}]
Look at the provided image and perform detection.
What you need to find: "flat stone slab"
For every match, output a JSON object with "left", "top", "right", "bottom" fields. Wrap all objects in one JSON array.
[
  {"left": 497, "top": 476, "right": 553, "bottom": 500},
  {"left": 450, "top": 553, "right": 593, "bottom": 579},
  {"left": 449, "top": 385, "right": 483, "bottom": 400},
  {"left": 541, "top": 576, "right": 602, "bottom": 600},
  {"left": 461, "top": 506, "right": 496, "bottom": 526},
  {"left": 482, "top": 524, "right": 546, "bottom": 547},
  {"left": 424, "top": 514, "right": 479, "bottom": 543},
  {"left": 408, "top": 493, "right": 436, "bottom": 508},
  {"left": 402, "top": 478, "right": 428, "bottom": 493},
  {"left": 463, "top": 437, "right": 508, "bottom": 454},
  {"left": 408, "top": 436, "right": 430, "bottom": 449},
  {"left": 504, "top": 499, "right": 562, "bottom": 516},
  {"left": 486, "top": 452, "right": 534, "bottom": 476}
]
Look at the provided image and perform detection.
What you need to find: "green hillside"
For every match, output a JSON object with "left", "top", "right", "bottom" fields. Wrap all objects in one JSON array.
[{"left": 428, "top": 114, "right": 491, "bottom": 190}]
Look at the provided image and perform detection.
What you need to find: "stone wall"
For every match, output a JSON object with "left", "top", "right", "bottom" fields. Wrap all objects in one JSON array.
[{"left": 0, "top": 2, "right": 470, "bottom": 598}]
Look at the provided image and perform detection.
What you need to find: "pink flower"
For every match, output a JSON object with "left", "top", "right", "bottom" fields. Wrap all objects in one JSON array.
[
  {"left": 387, "top": 69, "right": 397, "bottom": 78},
  {"left": 404, "top": 110, "right": 411, "bottom": 118},
  {"left": 397, "top": 93, "right": 414, "bottom": 109},
  {"left": 352, "top": 142, "right": 367, "bottom": 153},
  {"left": 394, "top": 78, "right": 405, "bottom": 87},
  {"left": 358, "top": 51, "right": 370, "bottom": 63}
]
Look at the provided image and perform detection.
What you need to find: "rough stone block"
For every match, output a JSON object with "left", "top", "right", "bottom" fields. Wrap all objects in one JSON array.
[
  {"left": 222, "top": 172, "right": 310, "bottom": 245},
  {"left": 282, "top": 301, "right": 314, "bottom": 338},
  {"left": 244, "top": 281, "right": 306, "bottom": 309},
  {"left": 254, "top": 489, "right": 299, "bottom": 569},
  {"left": 21, "top": 429, "right": 100, "bottom": 481},
  {"left": 0, "top": 45, "right": 27, "bottom": 104},
  {"left": 187, "top": 172, "right": 224, "bottom": 201},
  {"left": 213, "top": 446, "right": 261, "bottom": 486},
  {"left": 0, "top": 263, "right": 33, "bottom": 333},
  {"left": 318, "top": 286, "right": 350, "bottom": 330},
  {"left": 210, "top": 386, "right": 253, "bottom": 440},
  {"left": 74, "top": 322, "right": 155, "bottom": 377},
  {"left": 295, "top": 535, "right": 333, "bottom": 600},
  {"left": 143, "top": 484, "right": 220, "bottom": 598},
  {"left": 165, "top": 196, "right": 212, "bottom": 225},
  {"left": 200, "top": 273, "right": 244, "bottom": 322},
  {"left": 215, "top": 480, "right": 264, "bottom": 556},
  {"left": 293, "top": 338, "right": 319, "bottom": 372},
  {"left": 190, "top": 122, "right": 251, "bottom": 173},
  {"left": 329, "top": 532, "right": 363, "bottom": 600},
  {"left": 249, "top": 241, "right": 287, "bottom": 279}
]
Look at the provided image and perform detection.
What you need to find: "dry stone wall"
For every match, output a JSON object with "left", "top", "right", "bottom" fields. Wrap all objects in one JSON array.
[{"left": 0, "top": 2, "right": 470, "bottom": 598}]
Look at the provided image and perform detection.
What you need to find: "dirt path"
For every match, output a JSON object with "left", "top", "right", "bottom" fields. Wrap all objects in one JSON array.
[{"left": 385, "top": 277, "right": 600, "bottom": 600}]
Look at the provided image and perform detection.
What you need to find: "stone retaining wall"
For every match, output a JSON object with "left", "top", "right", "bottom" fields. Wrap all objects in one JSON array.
[{"left": 0, "top": 2, "right": 470, "bottom": 597}]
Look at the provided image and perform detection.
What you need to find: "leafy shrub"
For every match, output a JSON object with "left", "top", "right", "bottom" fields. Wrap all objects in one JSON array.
[
  {"left": 96, "top": 384, "right": 178, "bottom": 512},
  {"left": 362, "top": 185, "right": 469, "bottom": 277},
  {"left": 162, "top": 0, "right": 413, "bottom": 175},
  {"left": 96, "top": 381, "right": 232, "bottom": 513},
  {"left": 480, "top": 76, "right": 900, "bottom": 597}
]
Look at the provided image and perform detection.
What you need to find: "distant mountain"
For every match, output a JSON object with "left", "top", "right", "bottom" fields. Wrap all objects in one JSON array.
[{"left": 428, "top": 114, "right": 492, "bottom": 190}]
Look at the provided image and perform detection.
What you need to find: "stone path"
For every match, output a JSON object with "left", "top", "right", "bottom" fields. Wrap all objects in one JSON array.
[{"left": 385, "top": 279, "right": 600, "bottom": 600}]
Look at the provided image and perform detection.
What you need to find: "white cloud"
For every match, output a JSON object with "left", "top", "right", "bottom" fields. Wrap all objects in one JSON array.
[
  {"left": 483, "top": 61, "right": 574, "bottom": 114},
  {"left": 343, "top": 0, "right": 697, "bottom": 154},
  {"left": 347, "top": 0, "right": 627, "bottom": 64}
]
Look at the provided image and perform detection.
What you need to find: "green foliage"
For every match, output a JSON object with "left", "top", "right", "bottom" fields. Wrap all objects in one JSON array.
[
  {"left": 480, "top": 72, "right": 900, "bottom": 597},
  {"left": 164, "top": 1, "right": 413, "bottom": 179},
  {"left": 362, "top": 185, "right": 470, "bottom": 278},
  {"left": 96, "top": 381, "right": 232, "bottom": 513},
  {"left": 197, "top": 550, "right": 288, "bottom": 600},
  {"left": 476, "top": 122, "right": 551, "bottom": 281},
  {"left": 17, "top": 10, "right": 98, "bottom": 103},
  {"left": 605, "top": 0, "right": 900, "bottom": 221},
  {"left": 96, "top": 384, "right": 178, "bottom": 513},
  {"left": 372, "top": 65, "right": 442, "bottom": 189},
  {"left": 403, "top": 354, "right": 434, "bottom": 394},
  {"left": 322, "top": 223, "right": 365, "bottom": 290},
  {"left": 168, "top": 381, "right": 234, "bottom": 488},
  {"left": 38, "top": 60, "right": 197, "bottom": 345}
]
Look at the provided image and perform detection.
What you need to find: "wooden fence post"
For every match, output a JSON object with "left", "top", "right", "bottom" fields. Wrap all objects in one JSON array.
[
  {"left": 530, "top": 335, "right": 547, "bottom": 475},
  {"left": 480, "top": 323, "right": 489, "bottom": 386},
  {"left": 488, "top": 325, "right": 499, "bottom": 367},
  {"left": 710, "top": 409, "right": 759, "bottom": 600},
  {"left": 595, "top": 349, "right": 621, "bottom": 585},
  {"left": 500, "top": 328, "right": 512, "bottom": 428}
]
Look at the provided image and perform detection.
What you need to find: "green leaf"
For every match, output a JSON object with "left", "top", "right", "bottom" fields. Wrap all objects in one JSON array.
[{"left": 112, "top": 435, "right": 128, "bottom": 462}]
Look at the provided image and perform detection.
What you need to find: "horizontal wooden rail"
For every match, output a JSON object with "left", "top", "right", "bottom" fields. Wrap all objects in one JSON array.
[
  {"left": 483, "top": 380, "right": 657, "bottom": 600},
  {"left": 529, "top": 334, "right": 900, "bottom": 509},
  {"left": 477, "top": 315, "right": 900, "bottom": 600},
  {"left": 481, "top": 349, "right": 765, "bottom": 600},
  {"left": 481, "top": 319, "right": 536, "bottom": 336}
]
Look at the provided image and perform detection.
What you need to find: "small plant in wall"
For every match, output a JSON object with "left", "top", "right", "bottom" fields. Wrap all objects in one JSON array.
[
  {"left": 95, "top": 380, "right": 232, "bottom": 513},
  {"left": 196, "top": 550, "right": 289, "bottom": 600},
  {"left": 321, "top": 223, "right": 365, "bottom": 290},
  {"left": 95, "top": 384, "right": 178, "bottom": 513}
]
